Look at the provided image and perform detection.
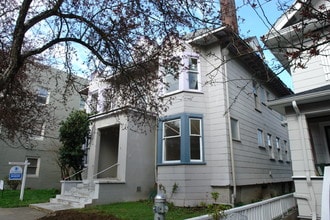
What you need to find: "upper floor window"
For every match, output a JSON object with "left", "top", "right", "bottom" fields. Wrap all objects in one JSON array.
[
  {"left": 159, "top": 114, "right": 204, "bottom": 164},
  {"left": 90, "top": 91, "right": 99, "bottom": 113},
  {"left": 188, "top": 57, "right": 199, "bottom": 90},
  {"left": 164, "top": 67, "right": 179, "bottom": 93},
  {"left": 37, "top": 87, "right": 49, "bottom": 104},
  {"left": 252, "top": 81, "right": 261, "bottom": 111},
  {"left": 257, "top": 129, "right": 264, "bottom": 148},
  {"left": 231, "top": 118, "right": 240, "bottom": 141},
  {"left": 163, "top": 54, "right": 201, "bottom": 94},
  {"left": 267, "top": 133, "right": 275, "bottom": 160}
]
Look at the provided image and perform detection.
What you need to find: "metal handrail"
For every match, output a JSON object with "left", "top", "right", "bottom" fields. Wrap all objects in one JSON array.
[
  {"left": 93, "top": 163, "right": 119, "bottom": 178},
  {"left": 64, "top": 167, "right": 88, "bottom": 181}
]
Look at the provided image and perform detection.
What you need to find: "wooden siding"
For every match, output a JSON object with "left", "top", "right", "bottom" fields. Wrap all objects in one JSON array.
[
  {"left": 226, "top": 57, "right": 292, "bottom": 186},
  {"left": 292, "top": 54, "right": 330, "bottom": 93}
]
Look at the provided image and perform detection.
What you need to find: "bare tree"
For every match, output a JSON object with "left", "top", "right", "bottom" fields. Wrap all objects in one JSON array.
[{"left": 0, "top": 0, "right": 220, "bottom": 140}]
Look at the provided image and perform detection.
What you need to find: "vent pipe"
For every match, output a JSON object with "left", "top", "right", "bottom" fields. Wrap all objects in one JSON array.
[{"left": 220, "top": 0, "right": 239, "bottom": 34}]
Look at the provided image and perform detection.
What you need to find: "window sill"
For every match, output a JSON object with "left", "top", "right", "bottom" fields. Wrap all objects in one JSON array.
[
  {"left": 162, "top": 90, "right": 204, "bottom": 98},
  {"left": 157, "top": 162, "right": 206, "bottom": 166},
  {"left": 258, "top": 145, "right": 266, "bottom": 149},
  {"left": 269, "top": 158, "right": 276, "bottom": 161}
]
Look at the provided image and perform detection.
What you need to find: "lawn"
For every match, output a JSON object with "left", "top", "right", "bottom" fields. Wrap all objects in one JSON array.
[
  {"left": 0, "top": 189, "right": 209, "bottom": 219},
  {"left": 0, "top": 189, "right": 58, "bottom": 208}
]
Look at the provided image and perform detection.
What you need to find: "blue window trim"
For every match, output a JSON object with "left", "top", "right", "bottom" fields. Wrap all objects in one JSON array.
[{"left": 157, "top": 113, "right": 204, "bottom": 165}]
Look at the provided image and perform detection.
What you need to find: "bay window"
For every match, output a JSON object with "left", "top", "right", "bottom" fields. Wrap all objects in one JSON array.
[
  {"left": 163, "top": 54, "right": 201, "bottom": 94},
  {"left": 159, "top": 114, "right": 204, "bottom": 164}
]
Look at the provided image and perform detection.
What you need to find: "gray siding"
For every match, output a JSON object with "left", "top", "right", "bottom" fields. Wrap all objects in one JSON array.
[{"left": 0, "top": 67, "right": 86, "bottom": 189}]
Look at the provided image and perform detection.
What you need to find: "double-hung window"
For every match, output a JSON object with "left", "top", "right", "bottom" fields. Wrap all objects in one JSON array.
[
  {"left": 267, "top": 133, "right": 275, "bottom": 159},
  {"left": 188, "top": 57, "right": 199, "bottom": 90},
  {"left": 37, "top": 87, "right": 49, "bottom": 104},
  {"left": 159, "top": 114, "right": 204, "bottom": 164},
  {"left": 163, "top": 119, "right": 181, "bottom": 162},
  {"left": 257, "top": 129, "right": 264, "bottom": 148},
  {"left": 276, "top": 137, "right": 283, "bottom": 161},
  {"left": 190, "top": 118, "right": 202, "bottom": 161},
  {"left": 163, "top": 53, "right": 201, "bottom": 94},
  {"left": 26, "top": 157, "right": 40, "bottom": 177}
]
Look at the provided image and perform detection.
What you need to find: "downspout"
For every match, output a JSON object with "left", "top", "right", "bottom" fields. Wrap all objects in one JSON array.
[
  {"left": 223, "top": 48, "right": 236, "bottom": 205},
  {"left": 292, "top": 100, "right": 317, "bottom": 220}
]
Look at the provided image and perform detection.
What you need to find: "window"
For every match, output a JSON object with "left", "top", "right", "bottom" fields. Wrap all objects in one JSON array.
[
  {"left": 252, "top": 81, "right": 261, "bottom": 111},
  {"left": 257, "top": 129, "right": 264, "bottom": 148},
  {"left": 159, "top": 114, "right": 204, "bottom": 164},
  {"left": 231, "top": 118, "right": 240, "bottom": 141},
  {"left": 259, "top": 87, "right": 266, "bottom": 105},
  {"left": 26, "top": 157, "right": 40, "bottom": 177},
  {"left": 90, "top": 91, "right": 99, "bottom": 113},
  {"left": 164, "top": 68, "right": 179, "bottom": 93},
  {"left": 163, "top": 119, "right": 181, "bottom": 162},
  {"left": 30, "top": 121, "right": 45, "bottom": 139},
  {"left": 188, "top": 57, "right": 199, "bottom": 90},
  {"left": 37, "top": 87, "right": 49, "bottom": 104},
  {"left": 190, "top": 118, "right": 202, "bottom": 161},
  {"left": 267, "top": 133, "right": 275, "bottom": 159},
  {"left": 163, "top": 54, "right": 200, "bottom": 94},
  {"left": 284, "top": 140, "right": 290, "bottom": 162},
  {"left": 276, "top": 137, "right": 283, "bottom": 161}
]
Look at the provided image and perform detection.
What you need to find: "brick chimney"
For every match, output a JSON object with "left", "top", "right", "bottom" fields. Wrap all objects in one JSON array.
[{"left": 220, "top": 0, "right": 239, "bottom": 34}]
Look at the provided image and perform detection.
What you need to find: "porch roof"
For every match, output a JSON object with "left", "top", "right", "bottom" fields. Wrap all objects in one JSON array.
[{"left": 267, "top": 84, "right": 330, "bottom": 114}]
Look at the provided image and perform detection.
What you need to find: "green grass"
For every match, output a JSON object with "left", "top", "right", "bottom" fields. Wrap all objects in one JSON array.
[
  {"left": 0, "top": 189, "right": 209, "bottom": 219},
  {"left": 81, "top": 200, "right": 209, "bottom": 220},
  {"left": 0, "top": 189, "right": 58, "bottom": 208}
]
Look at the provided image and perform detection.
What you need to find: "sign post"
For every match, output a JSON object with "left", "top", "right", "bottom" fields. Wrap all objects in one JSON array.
[{"left": 8, "top": 160, "right": 30, "bottom": 201}]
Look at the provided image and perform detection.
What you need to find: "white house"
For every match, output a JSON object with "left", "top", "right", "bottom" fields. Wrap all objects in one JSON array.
[
  {"left": 46, "top": 26, "right": 294, "bottom": 210},
  {"left": 264, "top": 0, "right": 330, "bottom": 219}
]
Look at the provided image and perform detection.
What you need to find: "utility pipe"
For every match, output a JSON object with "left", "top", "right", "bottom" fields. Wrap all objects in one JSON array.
[{"left": 223, "top": 48, "right": 237, "bottom": 205}]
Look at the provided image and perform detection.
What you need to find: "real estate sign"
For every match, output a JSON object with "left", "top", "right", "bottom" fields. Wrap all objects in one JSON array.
[{"left": 9, "top": 166, "right": 23, "bottom": 180}]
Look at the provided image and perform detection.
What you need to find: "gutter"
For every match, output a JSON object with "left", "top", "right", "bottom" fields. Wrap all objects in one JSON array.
[{"left": 292, "top": 100, "right": 317, "bottom": 220}]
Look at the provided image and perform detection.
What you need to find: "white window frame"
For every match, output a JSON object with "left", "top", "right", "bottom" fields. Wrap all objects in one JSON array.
[
  {"left": 30, "top": 121, "right": 46, "bottom": 140},
  {"left": 189, "top": 118, "right": 203, "bottom": 162},
  {"left": 90, "top": 91, "right": 99, "bottom": 113},
  {"left": 276, "top": 137, "right": 283, "bottom": 161},
  {"left": 185, "top": 56, "right": 200, "bottom": 91},
  {"left": 257, "top": 129, "right": 264, "bottom": 148},
  {"left": 267, "top": 133, "right": 275, "bottom": 159},
  {"left": 253, "top": 81, "right": 261, "bottom": 111},
  {"left": 36, "top": 87, "right": 49, "bottom": 105},
  {"left": 162, "top": 119, "right": 181, "bottom": 163},
  {"left": 26, "top": 157, "right": 40, "bottom": 177},
  {"left": 163, "top": 53, "right": 201, "bottom": 94},
  {"left": 231, "top": 118, "right": 240, "bottom": 141}
]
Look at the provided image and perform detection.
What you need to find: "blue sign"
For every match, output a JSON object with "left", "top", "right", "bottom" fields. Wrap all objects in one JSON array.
[{"left": 9, "top": 166, "right": 22, "bottom": 180}]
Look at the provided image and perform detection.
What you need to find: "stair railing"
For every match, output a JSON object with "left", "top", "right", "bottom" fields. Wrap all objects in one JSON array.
[
  {"left": 93, "top": 163, "right": 119, "bottom": 178},
  {"left": 63, "top": 167, "right": 88, "bottom": 181}
]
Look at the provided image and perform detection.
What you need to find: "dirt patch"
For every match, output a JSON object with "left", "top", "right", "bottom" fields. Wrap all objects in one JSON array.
[{"left": 38, "top": 210, "right": 120, "bottom": 220}]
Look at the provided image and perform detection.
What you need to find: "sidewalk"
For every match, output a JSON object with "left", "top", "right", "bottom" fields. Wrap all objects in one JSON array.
[{"left": 0, "top": 207, "right": 48, "bottom": 220}]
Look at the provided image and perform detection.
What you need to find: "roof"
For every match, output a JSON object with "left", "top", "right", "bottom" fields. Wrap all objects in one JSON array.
[
  {"left": 186, "top": 26, "right": 293, "bottom": 97},
  {"left": 267, "top": 84, "right": 330, "bottom": 114}
]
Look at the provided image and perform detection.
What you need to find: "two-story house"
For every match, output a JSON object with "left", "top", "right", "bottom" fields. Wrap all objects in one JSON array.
[
  {"left": 0, "top": 66, "right": 87, "bottom": 189},
  {"left": 264, "top": 0, "right": 330, "bottom": 219},
  {"left": 50, "top": 26, "right": 294, "bottom": 209}
]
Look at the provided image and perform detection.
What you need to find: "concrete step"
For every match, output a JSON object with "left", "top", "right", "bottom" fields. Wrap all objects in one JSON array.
[{"left": 30, "top": 202, "right": 77, "bottom": 213}]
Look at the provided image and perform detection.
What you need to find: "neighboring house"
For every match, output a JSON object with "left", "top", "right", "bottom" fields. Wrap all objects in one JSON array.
[
  {"left": 264, "top": 0, "right": 330, "bottom": 219},
  {"left": 53, "top": 26, "right": 294, "bottom": 208},
  {"left": 0, "top": 66, "right": 87, "bottom": 189}
]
